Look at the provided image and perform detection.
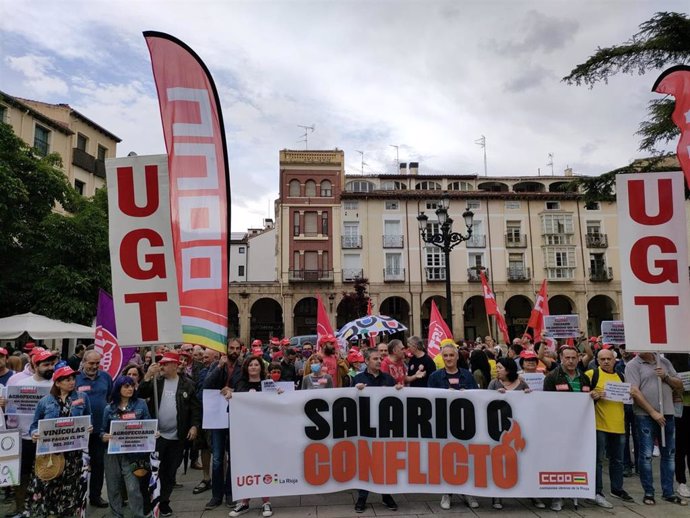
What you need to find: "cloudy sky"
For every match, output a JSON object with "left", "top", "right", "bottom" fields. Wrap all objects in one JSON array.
[{"left": 0, "top": 0, "right": 684, "bottom": 230}]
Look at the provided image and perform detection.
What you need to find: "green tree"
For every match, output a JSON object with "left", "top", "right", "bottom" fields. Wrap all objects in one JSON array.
[{"left": 337, "top": 277, "right": 370, "bottom": 328}]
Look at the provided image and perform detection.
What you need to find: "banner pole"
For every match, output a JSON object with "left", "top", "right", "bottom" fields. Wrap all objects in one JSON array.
[
  {"left": 656, "top": 353, "right": 665, "bottom": 448},
  {"left": 150, "top": 345, "right": 159, "bottom": 419}
]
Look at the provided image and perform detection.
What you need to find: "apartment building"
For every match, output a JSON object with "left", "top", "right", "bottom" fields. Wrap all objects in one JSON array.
[{"left": 0, "top": 91, "right": 120, "bottom": 199}]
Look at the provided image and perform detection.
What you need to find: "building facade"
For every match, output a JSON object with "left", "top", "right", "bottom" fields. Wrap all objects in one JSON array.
[
  {"left": 0, "top": 91, "right": 120, "bottom": 199},
  {"left": 228, "top": 150, "right": 688, "bottom": 344}
]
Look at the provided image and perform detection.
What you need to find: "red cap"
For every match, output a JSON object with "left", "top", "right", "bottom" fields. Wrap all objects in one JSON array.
[
  {"left": 318, "top": 334, "right": 336, "bottom": 345},
  {"left": 251, "top": 339, "right": 263, "bottom": 347},
  {"left": 280, "top": 338, "right": 290, "bottom": 346},
  {"left": 273, "top": 351, "right": 284, "bottom": 360},
  {"left": 601, "top": 343, "right": 614, "bottom": 349},
  {"left": 53, "top": 366, "right": 77, "bottom": 382},
  {"left": 251, "top": 347, "right": 263, "bottom": 356},
  {"left": 23, "top": 342, "right": 36, "bottom": 352},
  {"left": 33, "top": 349, "right": 57, "bottom": 363},
  {"left": 270, "top": 337, "right": 281, "bottom": 345},
  {"left": 347, "top": 349, "right": 364, "bottom": 363},
  {"left": 29, "top": 346, "right": 46, "bottom": 356},
  {"left": 520, "top": 350, "right": 538, "bottom": 360},
  {"left": 0, "top": 347, "right": 8, "bottom": 356},
  {"left": 159, "top": 352, "right": 180, "bottom": 364},
  {"left": 589, "top": 336, "right": 599, "bottom": 343}
]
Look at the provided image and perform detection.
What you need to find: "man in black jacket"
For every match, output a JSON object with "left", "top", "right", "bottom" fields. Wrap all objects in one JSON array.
[{"left": 139, "top": 352, "right": 201, "bottom": 517}]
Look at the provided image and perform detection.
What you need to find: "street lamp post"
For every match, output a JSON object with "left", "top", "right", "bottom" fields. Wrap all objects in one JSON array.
[{"left": 417, "top": 194, "right": 474, "bottom": 335}]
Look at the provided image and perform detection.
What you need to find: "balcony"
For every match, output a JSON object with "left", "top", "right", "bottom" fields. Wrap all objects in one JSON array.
[
  {"left": 542, "top": 234, "right": 574, "bottom": 245},
  {"left": 505, "top": 233, "right": 527, "bottom": 248},
  {"left": 585, "top": 233, "right": 608, "bottom": 248},
  {"left": 425, "top": 267, "right": 446, "bottom": 282},
  {"left": 343, "top": 268, "right": 364, "bottom": 282},
  {"left": 341, "top": 235, "right": 362, "bottom": 249},
  {"left": 95, "top": 159, "right": 106, "bottom": 178},
  {"left": 383, "top": 267, "right": 405, "bottom": 282},
  {"left": 465, "top": 234, "right": 486, "bottom": 248},
  {"left": 589, "top": 266, "right": 613, "bottom": 282},
  {"left": 288, "top": 269, "right": 334, "bottom": 282},
  {"left": 467, "top": 268, "right": 489, "bottom": 282},
  {"left": 507, "top": 266, "right": 531, "bottom": 281},
  {"left": 72, "top": 147, "right": 97, "bottom": 175},
  {"left": 546, "top": 267, "right": 575, "bottom": 281},
  {"left": 382, "top": 234, "right": 404, "bottom": 248}
]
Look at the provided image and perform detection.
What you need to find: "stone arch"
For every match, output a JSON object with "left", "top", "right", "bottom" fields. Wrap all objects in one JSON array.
[
  {"left": 587, "top": 295, "right": 618, "bottom": 336},
  {"left": 250, "top": 298, "right": 283, "bottom": 341},
  {"left": 549, "top": 294, "right": 575, "bottom": 315},
  {"left": 293, "top": 296, "right": 318, "bottom": 336},
  {"left": 477, "top": 181, "right": 509, "bottom": 192},
  {"left": 504, "top": 295, "right": 533, "bottom": 341},
  {"left": 380, "top": 296, "right": 410, "bottom": 340},
  {"left": 228, "top": 299, "right": 240, "bottom": 338},
  {"left": 421, "top": 296, "right": 447, "bottom": 339},
  {"left": 463, "top": 295, "right": 488, "bottom": 341},
  {"left": 513, "top": 181, "right": 545, "bottom": 193}
]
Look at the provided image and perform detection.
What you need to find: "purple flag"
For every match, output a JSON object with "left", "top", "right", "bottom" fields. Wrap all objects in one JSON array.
[{"left": 95, "top": 289, "right": 135, "bottom": 379}]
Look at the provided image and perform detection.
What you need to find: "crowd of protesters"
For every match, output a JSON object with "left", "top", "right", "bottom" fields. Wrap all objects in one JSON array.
[{"left": 0, "top": 331, "right": 688, "bottom": 517}]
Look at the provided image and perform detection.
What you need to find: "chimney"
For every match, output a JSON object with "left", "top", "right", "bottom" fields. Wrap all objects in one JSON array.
[
  {"left": 408, "top": 162, "right": 419, "bottom": 175},
  {"left": 399, "top": 162, "right": 407, "bottom": 174},
  {"left": 564, "top": 167, "right": 573, "bottom": 177}
]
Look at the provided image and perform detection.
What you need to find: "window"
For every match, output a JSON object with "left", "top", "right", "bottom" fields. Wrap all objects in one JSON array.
[
  {"left": 321, "top": 212, "right": 329, "bottom": 235},
  {"left": 74, "top": 179, "right": 85, "bottom": 195},
  {"left": 322, "top": 251, "right": 329, "bottom": 271},
  {"left": 541, "top": 213, "right": 573, "bottom": 234},
  {"left": 293, "top": 251, "right": 300, "bottom": 269},
  {"left": 508, "top": 253, "right": 524, "bottom": 268},
  {"left": 425, "top": 247, "right": 445, "bottom": 280},
  {"left": 343, "top": 200, "right": 358, "bottom": 210},
  {"left": 590, "top": 253, "right": 606, "bottom": 271},
  {"left": 289, "top": 179, "right": 301, "bottom": 197},
  {"left": 468, "top": 252, "right": 484, "bottom": 269},
  {"left": 426, "top": 201, "right": 439, "bottom": 210},
  {"left": 448, "top": 181, "right": 473, "bottom": 191},
  {"left": 385, "top": 253, "right": 402, "bottom": 275},
  {"left": 76, "top": 133, "right": 88, "bottom": 151},
  {"left": 97, "top": 145, "right": 107, "bottom": 161},
  {"left": 545, "top": 201, "right": 561, "bottom": 210},
  {"left": 467, "top": 200, "right": 480, "bottom": 210},
  {"left": 238, "top": 246, "right": 245, "bottom": 254},
  {"left": 238, "top": 265, "right": 245, "bottom": 276},
  {"left": 505, "top": 201, "right": 521, "bottom": 210},
  {"left": 305, "top": 180, "right": 316, "bottom": 197},
  {"left": 381, "top": 181, "right": 407, "bottom": 190},
  {"left": 34, "top": 124, "right": 50, "bottom": 156},
  {"left": 346, "top": 180, "right": 374, "bottom": 192},
  {"left": 385, "top": 201, "right": 399, "bottom": 210},
  {"left": 320, "top": 180, "right": 332, "bottom": 197},
  {"left": 415, "top": 181, "right": 441, "bottom": 190},
  {"left": 304, "top": 251, "right": 318, "bottom": 271},
  {"left": 0, "top": 105, "right": 7, "bottom": 123},
  {"left": 544, "top": 247, "right": 576, "bottom": 270},
  {"left": 585, "top": 201, "right": 601, "bottom": 210},
  {"left": 304, "top": 212, "right": 318, "bottom": 235},
  {"left": 586, "top": 221, "right": 601, "bottom": 236},
  {"left": 293, "top": 212, "right": 300, "bottom": 236},
  {"left": 506, "top": 221, "right": 521, "bottom": 240}
]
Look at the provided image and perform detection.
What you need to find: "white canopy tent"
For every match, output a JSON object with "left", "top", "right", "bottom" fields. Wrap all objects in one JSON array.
[{"left": 0, "top": 312, "right": 95, "bottom": 340}]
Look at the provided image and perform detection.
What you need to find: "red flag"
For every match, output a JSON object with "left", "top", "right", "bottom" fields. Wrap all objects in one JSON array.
[
  {"left": 316, "top": 295, "right": 334, "bottom": 347},
  {"left": 427, "top": 300, "right": 452, "bottom": 359},
  {"left": 480, "top": 272, "right": 510, "bottom": 344},
  {"left": 653, "top": 66, "right": 690, "bottom": 187},
  {"left": 527, "top": 279, "right": 549, "bottom": 339},
  {"left": 144, "top": 32, "right": 230, "bottom": 354}
]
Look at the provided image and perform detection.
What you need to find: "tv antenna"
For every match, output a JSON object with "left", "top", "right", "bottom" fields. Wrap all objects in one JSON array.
[
  {"left": 475, "top": 135, "right": 487, "bottom": 176},
  {"left": 356, "top": 150, "right": 367, "bottom": 174},
  {"left": 297, "top": 124, "right": 315, "bottom": 150},
  {"left": 547, "top": 153, "right": 554, "bottom": 175},
  {"left": 389, "top": 144, "right": 399, "bottom": 166}
]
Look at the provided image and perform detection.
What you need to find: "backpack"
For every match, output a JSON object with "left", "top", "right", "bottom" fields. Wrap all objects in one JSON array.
[{"left": 589, "top": 367, "right": 624, "bottom": 390}]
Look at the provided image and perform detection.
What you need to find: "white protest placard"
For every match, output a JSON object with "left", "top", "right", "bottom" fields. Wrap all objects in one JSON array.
[
  {"left": 106, "top": 155, "right": 182, "bottom": 346},
  {"left": 616, "top": 172, "right": 690, "bottom": 352},
  {"left": 601, "top": 321, "right": 626, "bottom": 345},
  {"left": 678, "top": 372, "right": 690, "bottom": 392},
  {"left": 604, "top": 382, "right": 632, "bottom": 404},
  {"left": 108, "top": 419, "right": 158, "bottom": 454},
  {"left": 261, "top": 380, "right": 295, "bottom": 393},
  {"left": 202, "top": 390, "right": 229, "bottom": 429},
  {"left": 520, "top": 372, "right": 545, "bottom": 391},
  {"left": 544, "top": 315, "right": 580, "bottom": 338},
  {"left": 36, "top": 416, "right": 91, "bottom": 455},
  {"left": 5, "top": 386, "right": 51, "bottom": 415},
  {"left": 0, "top": 430, "right": 21, "bottom": 487}
]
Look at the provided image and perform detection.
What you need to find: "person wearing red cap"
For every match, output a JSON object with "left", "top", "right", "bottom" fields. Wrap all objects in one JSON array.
[
  {"left": 519, "top": 350, "right": 540, "bottom": 374},
  {"left": 0, "top": 346, "right": 15, "bottom": 386},
  {"left": 139, "top": 352, "right": 200, "bottom": 516},
  {"left": 280, "top": 337, "right": 291, "bottom": 348},
  {"left": 26, "top": 365, "right": 91, "bottom": 517},
  {"left": 318, "top": 335, "right": 346, "bottom": 388}
]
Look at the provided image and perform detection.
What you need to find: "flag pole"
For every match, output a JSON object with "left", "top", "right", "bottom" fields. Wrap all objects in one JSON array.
[{"left": 656, "top": 352, "right": 666, "bottom": 447}]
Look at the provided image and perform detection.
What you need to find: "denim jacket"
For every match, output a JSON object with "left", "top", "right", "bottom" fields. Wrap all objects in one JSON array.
[
  {"left": 101, "top": 398, "right": 151, "bottom": 438},
  {"left": 30, "top": 391, "right": 92, "bottom": 436}
]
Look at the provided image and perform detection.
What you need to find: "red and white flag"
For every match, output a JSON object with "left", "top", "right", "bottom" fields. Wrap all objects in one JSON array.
[
  {"left": 316, "top": 295, "right": 335, "bottom": 349},
  {"left": 427, "top": 300, "right": 452, "bottom": 359},
  {"left": 479, "top": 272, "right": 510, "bottom": 344},
  {"left": 653, "top": 66, "right": 690, "bottom": 188},
  {"left": 527, "top": 279, "right": 549, "bottom": 339}
]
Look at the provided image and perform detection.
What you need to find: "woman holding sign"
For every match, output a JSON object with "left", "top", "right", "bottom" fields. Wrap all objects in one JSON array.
[
  {"left": 101, "top": 375, "right": 152, "bottom": 518},
  {"left": 28, "top": 365, "right": 92, "bottom": 517}
]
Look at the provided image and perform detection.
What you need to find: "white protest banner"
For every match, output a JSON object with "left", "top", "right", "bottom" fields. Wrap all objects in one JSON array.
[
  {"left": 106, "top": 154, "right": 182, "bottom": 346},
  {"left": 543, "top": 315, "right": 580, "bottom": 338},
  {"left": 230, "top": 388, "right": 595, "bottom": 499},
  {"left": 108, "top": 419, "right": 157, "bottom": 454},
  {"left": 677, "top": 372, "right": 690, "bottom": 391},
  {"left": 5, "top": 386, "right": 50, "bottom": 415},
  {"left": 261, "top": 380, "right": 295, "bottom": 393},
  {"left": 36, "top": 416, "right": 91, "bottom": 455},
  {"left": 202, "top": 390, "right": 229, "bottom": 429},
  {"left": 600, "top": 321, "right": 626, "bottom": 345},
  {"left": 616, "top": 172, "right": 690, "bottom": 352},
  {"left": 520, "top": 373, "right": 545, "bottom": 392},
  {"left": 604, "top": 382, "right": 632, "bottom": 404},
  {"left": 0, "top": 430, "right": 21, "bottom": 487}
]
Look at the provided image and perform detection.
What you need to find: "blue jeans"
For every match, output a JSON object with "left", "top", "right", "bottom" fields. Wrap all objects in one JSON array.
[
  {"left": 211, "top": 429, "right": 232, "bottom": 501},
  {"left": 104, "top": 454, "right": 147, "bottom": 518},
  {"left": 596, "top": 431, "right": 624, "bottom": 495},
  {"left": 635, "top": 414, "right": 676, "bottom": 498}
]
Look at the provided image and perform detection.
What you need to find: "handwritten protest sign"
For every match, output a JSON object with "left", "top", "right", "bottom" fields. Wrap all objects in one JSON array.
[
  {"left": 261, "top": 380, "right": 295, "bottom": 393},
  {"left": 521, "top": 372, "right": 545, "bottom": 391},
  {"left": 5, "top": 386, "right": 50, "bottom": 415},
  {"left": 108, "top": 419, "right": 157, "bottom": 454},
  {"left": 678, "top": 372, "right": 690, "bottom": 392},
  {"left": 544, "top": 315, "right": 580, "bottom": 338},
  {"left": 601, "top": 321, "right": 625, "bottom": 344},
  {"left": 0, "top": 430, "right": 21, "bottom": 487},
  {"left": 202, "top": 390, "right": 229, "bottom": 429},
  {"left": 604, "top": 382, "right": 632, "bottom": 404},
  {"left": 36, "top": 416, "right": 91, "bottom": 455}
]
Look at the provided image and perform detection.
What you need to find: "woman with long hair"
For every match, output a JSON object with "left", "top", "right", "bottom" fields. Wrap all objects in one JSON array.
[
  {"left": 101, "top": 375, "right": 152, "bottom": 518},
  {"left": 469, "top": 349, "right": 492, "bottom": 389},
  {"left": 28, "top": 366, "right": 92, "bottom": 517}
]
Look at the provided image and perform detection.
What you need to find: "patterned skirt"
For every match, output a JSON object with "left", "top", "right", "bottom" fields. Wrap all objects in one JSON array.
[{"left": 27, "top": 450, "right": 87, "bottom": 517}]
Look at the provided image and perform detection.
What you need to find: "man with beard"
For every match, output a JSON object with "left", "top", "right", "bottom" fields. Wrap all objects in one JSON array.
[
  {"left": 381, "top": 339, "right": 407, "bottom": 386},
  {"left": 319, "top": 335, "right": 344, "bottom": 388},
  {"left": 76, "top": 349, "right": 113, "bottom": 508},
  {"left": 202, "top": 339, "right": 243, "bottom": 509},
  {"left": 6, "top": 350, "right": 57, "bottom": 518}
]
